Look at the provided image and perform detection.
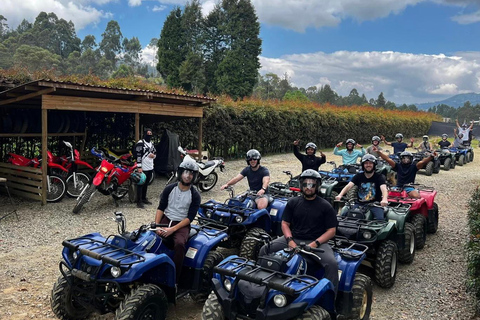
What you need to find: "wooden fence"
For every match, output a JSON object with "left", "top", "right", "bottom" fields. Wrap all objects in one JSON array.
[{"left": 0, "top": 162, "right": 42, "bottom": 201}]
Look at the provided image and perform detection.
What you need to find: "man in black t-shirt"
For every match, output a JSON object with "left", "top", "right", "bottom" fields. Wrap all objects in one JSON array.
[
  {"left": 336, "top": 154, "right": 389, "bottom": 220},
  {"left": 259, "top": 169, "right": 338, "bottom": 292},
  {"left": 437, "top": 134, "right": 451, "bottom": 149},
  {"left": 293, "top": 140, "right": 326, "bottom": 172},
  {"left": 221, "top": 149, "right": 270, "bottom": 209},
  {"left": 382, "top": 133, "right": 414, "bottom": 154}
]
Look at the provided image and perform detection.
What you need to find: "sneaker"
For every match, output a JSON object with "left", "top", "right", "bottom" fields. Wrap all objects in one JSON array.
[
  {"left": 137, "top": 202, "right": 145, "bottom": 209},
  {"left": 142, "top": 199, "right": 152, "bottom": 205}
]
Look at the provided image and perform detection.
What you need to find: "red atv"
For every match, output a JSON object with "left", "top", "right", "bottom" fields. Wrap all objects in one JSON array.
[{"left": 387, "top": 184, "right": 438, "bottom": 249}]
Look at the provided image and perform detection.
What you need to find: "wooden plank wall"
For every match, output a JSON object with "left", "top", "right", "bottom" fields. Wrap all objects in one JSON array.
[{"left": 0, "top": 163, "right": 42, "bottom": 201}]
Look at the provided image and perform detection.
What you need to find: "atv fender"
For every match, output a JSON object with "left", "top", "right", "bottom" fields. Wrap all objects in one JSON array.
[
  {"left": 335, "top": 252, "right": 365, "bottom": 292},
  {"left": 296, "top": 278, "right": 336, "bottom": 313},
  {"left": 243, "top": 208, "right": 272, "bottom": 232},
  {"left": 375, "top": 220, "right": 397, "bottom": 242},
  {"left": 182, "top": 230, "right": 228, "bottom": 269}
]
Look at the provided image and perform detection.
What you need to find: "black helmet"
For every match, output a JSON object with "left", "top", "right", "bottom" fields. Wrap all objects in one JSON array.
[
  {"left": 395, "top": 133, "right": 403, "bottom": 139},
  {"left": 177, "top": 160, "right": 199, "bottom": 185},
  {"left": 400, "top": 151, "right": 413, "bottom": 164},
  {"left": 372, "top": 136, "right": 381, "bottom": 143},
  {"left": 299, "top": 169, "right": 322, "bottom": 193},
  {"left": 305, "top": 142, "right": 317, "bottom": 153},
  {"left": 361, "top": 154, "right": 377, "bottom": 172},
  {"left": 346, "top": 138, "right": 356, "bottom": 145},
  {"left": 246, "top": 149, "right": 261, "bottom": 165}
]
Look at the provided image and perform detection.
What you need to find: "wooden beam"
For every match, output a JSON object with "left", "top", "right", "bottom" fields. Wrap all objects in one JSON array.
[
  {"left": 0, "top": 87, "right": 55, "bottom": 106},
  {"left": 41, "top": 109, "right": 47, "bottom": 205},
  {"left": 42, "top": 95, "right": 204, "bottom": 117},
  {"left": 0, "top": 132, "right": 87, "bottom": 138},
  {"left": 198, "top": 117, "right": 203, "bottom": 159}
]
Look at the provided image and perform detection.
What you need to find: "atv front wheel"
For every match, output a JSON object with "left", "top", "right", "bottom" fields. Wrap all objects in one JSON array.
[
  {"left": 239, "top": 227, "right": 271, "bottom": 261},
  {"left": 191, "top": 251, "right": 224, "bottom": 302},
  {"left": 202, "top": 292, "right": 224, "bottom": 320},
  {"left": 399, "top": 222, "right": 416, "bottom": 264},
  {"left": 293, "top": 305, "right": 331, "bottom": 320},
  {"left": 411, "top": 214, "right": 426, "bottom": 250},
  {"left": 427, "top": 202, "right": 439, "bottom": 234},
  {"left": 443, "top": 158, "right": 451, "bottom": 171},
  {"left": 374, "top": 240, "right": 398, "bottom": 288},
  {"left": 50, "top": 273, "right": 91, "bottom": 320},
  {"left": 458, "top": 154, "right": 465, "bottom": 166},
  {"left": 467, "top": 151, "right": 472, "bottom": 163},
  {"left": 199, "top": 172, "right": 218, "bottom": 192},
  {"left": 342, "top": 273, "right": 372, "bottom": 320},
  {"left": 451, "top": 158, "right": 456, "bottom": 169},
  {"left": 424, "top": 162, "right": 434, "bottom": 176},
  {"left": 115, "top": 284, "right": 167, "bottom": 320}
]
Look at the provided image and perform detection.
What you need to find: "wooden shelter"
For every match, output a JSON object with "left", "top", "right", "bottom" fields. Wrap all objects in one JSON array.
[{"left": 0, "top": 79, "right": 214, "bottom": 204}]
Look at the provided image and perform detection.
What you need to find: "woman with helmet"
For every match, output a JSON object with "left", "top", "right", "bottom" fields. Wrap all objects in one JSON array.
[
  {"left": 381, "top": 133, "right": 414, "bottom": 155},
  {"left": 154, "top": 160, "right": 201, "bottom": 284},
  {"left": 333, "top": 138, "right": 365, "bottom": 165},
  {"left": 221, "top": 149, "right": 270, "bottom": 209},
  {"left": 366, "top": 136, "right": 383, "bottom": 158},
  {"left": 259, "top": 169, "right": 339, "bottom": 293},
  {"left": 416, "top": 135, "right": 433, "bottom": 152},
  {"left": 292, "top": 139, "right": 326, "bottom": 172},
  {"left": 335, "top": 154, "right": 389, "bottom": 220},
  {"left": 437, "top": 134, "right": 451, "bottom": 149},
  {"left": 376, "top": 146, "right": 435, "bottom": 198}
]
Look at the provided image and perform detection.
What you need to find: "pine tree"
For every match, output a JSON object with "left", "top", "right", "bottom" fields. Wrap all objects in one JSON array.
[{"left": 99, "top": 20, "right": 123, "bottom": 66}]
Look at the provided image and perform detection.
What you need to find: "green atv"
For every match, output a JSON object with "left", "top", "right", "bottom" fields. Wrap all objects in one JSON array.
[{"left": 336, "top": 201, "right": 415, "bottom": 288}]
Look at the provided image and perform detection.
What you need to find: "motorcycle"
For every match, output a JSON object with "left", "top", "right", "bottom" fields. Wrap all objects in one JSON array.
[
  {"left": 101, "top": 147, "right": 155, "bottom": 185},
  {"left": 72, "top": 148, "right": 137, "bottom": 214},
  {"left": 166, "top": 146, "right": 225, "bottom": 192},
  {"left": 7, "top": 152, "right": 67, "bottom": 202}
]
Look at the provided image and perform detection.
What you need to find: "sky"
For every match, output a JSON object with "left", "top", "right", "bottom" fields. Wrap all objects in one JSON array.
[{"left": 2, "top": 0, "right": 480, "bottom": 104}]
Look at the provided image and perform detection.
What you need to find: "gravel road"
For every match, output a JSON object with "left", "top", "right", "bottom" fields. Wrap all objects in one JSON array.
[{"left": 0, "top": 147, "right": 479, "bottom": 320}]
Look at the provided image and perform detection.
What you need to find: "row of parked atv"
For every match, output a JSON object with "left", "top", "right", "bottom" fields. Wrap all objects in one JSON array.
[{"left": 412, "top": 146, "right": 474, "bottom": 176}]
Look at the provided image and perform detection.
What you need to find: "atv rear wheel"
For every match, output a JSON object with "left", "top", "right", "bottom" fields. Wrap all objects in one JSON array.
[
  {"left": 470, "top": 151, "right": 474, "bottom": 162},
  {"left": 239, "top": 227, "right": 271, "bottom": 261},
  {"left": 115, "top": 284, "right": 167, "bottom": 320},
  {"left": 342, "top": 273, "right": 372, "bottom": 320},
  {"left": 191, "top": 251, "right": 224, "bottom": 303},
  {"left": 374, "top": 240, "right": 397, "bottom": 288},
  {"left": 427, "top": 202, "right": 439, "bottom": 234},
  {"left": 451, "top": 158, "right": 456, "bottom": 169},
  {"left": 293, "top": 305, "right": 331, "bottom": 320},
  {"left": 467, "top": 151, "right": 472, "bottom": 163},
  {"left": 202, "top": 292, "right": 224, "bottom": 320},
  {"left": 443, "top": 158, "right": 451, "bottom": 171},
  {"left": 424, "top": 162, "right": 434, "bottom": 176},
  {"left": 50, "top": 272, "right": 91, "bottom": 320},
  {"left": 199, "top": 172, "right": 218, "bottom": 192},
  {"left": 72, "top": 184, "right": 96, "bottom": 214},
  {"left": 411, "top": 214, "right": 426, "bottom": 250},
  {"left": 398, "top": 222, "right": 416, "bottom": 264}
]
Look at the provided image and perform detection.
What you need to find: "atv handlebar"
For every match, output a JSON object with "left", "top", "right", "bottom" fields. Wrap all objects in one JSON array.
[{"left": 200, "top": 203, "right": 247, "bottom": 215}]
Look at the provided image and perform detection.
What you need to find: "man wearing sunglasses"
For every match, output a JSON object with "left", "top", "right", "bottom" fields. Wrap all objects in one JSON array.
[{"left": 259, "top": 169, "right": 339, "bottom": 292}]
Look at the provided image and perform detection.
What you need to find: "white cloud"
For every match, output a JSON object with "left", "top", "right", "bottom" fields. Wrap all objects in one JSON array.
[
  {"left": 152, "top": 5, "right": 167, "bottom": 11},
  {"left": 260, "top": 50, "right": 480, "bottom": 103},
  {"left": 141, "top": 44, "right": 158, "bottom": 65},
  {"left": 1, "top": 0, "right": 113, "bottom": 30},
  {"left": 451, "top": 9, "right": 480, "bottom": 23},
  {"left": 129, "top": 0, "right": 142, "bottom": 6}
]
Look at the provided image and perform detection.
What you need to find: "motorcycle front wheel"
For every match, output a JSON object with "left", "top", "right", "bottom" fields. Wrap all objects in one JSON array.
[
  {"left": 72, "top": 184, "right": 96, "bottom": 214},
  {"left": 65, "top": 173, "right": 90, "bottom": 198},
  {"left": 198, "top": 172, "right": 218, "bottom": 192},
  {"left": 46, "top": 174, "right": 66, "bottom": 202},
  {"left": 112, "top": 179, "right": 132, "bottom": 200}
]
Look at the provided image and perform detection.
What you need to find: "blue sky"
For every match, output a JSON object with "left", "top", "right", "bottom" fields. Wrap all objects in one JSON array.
[{"left": 3, "top": 0, "right": 480, "bottom": 104}]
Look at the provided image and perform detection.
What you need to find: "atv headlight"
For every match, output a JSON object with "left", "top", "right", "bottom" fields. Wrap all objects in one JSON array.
[
  {"left": 72, "top": 251, "right": 78, "bottom": 260},
  {"left": 111, "top": 266, "right": 122, "bottom": 278},
  {"left": 235, "top": 215, "right": 243, "bottom": 223},
  {"left": 206, "top": 211, "right": 212, "bottom": 218},
  {"left": 273, "top": 294, "right": 287, "bottom": 307},
  {"left": 320, "top": 188, "right": 326, "bottom": 194},
  {"left": 224, "top": 279, "right": 232, "bottom": 292},
  {"left": 362, "top": 231, "right": 372, "bottom": 240}
]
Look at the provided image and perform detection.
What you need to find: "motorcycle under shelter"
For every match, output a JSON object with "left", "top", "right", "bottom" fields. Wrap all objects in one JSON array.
[{"left": 0, "top": 79, "right": 214, "bottom": 204}]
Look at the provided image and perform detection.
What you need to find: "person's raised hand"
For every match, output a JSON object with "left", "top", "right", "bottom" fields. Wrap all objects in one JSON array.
[
  {"left": 293, "top": 140, "right": 300, "bottom": 146},
  {"left": 357, "top": 144, "right": 363, "bottom": 148},
  {"left": 336, "top": 142, "right": 343, "bottom": 147},
  {"left": 410, "top": 137, "right": 415, "bottom": 143}
]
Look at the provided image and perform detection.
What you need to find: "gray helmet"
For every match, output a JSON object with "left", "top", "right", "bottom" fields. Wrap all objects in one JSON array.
[
  {"left": 299, "top": 169, "right": 322, "bottom": 192},
  {"left": 346, "top": 138, "right": 356, "bottom": 145},
  {"left": 372, "top": 136, "right": 381, "bottom": 143},
  {"left": 400, "top": 151, "right": 413, "bottom": 164},
  {"left": 361, "top": 154, "right": 377, "bottom": 171},
  {"left": 246, "top": 149, "right": 261, "bottom": 165},
  {"left": 442, "top": 134, "right": 448, "bottom": 139},
  {"left": 395, "top": 133, "right": 403, "bottom": 139},
  {"left": 423, "top": 135, "right": 429, "bottom": 140},
  {"left": 305, "top": 142, "right": 317, "bottom": 153},
  {"left": 177, "top": 160, "right": 199, "bottom": 185}
]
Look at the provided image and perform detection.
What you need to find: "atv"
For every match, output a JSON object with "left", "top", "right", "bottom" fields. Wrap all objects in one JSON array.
[
  {"left": 336, "top": 201, "right": 415, "bottom": 288},
  {"left": 412, "top": 150, "right": 441, "bottom": 176},
  {"left": 318, "top": 161, "right": 360, "bottom": 200},
  {"left": 435, "top": 148, "right": 455, "bottom": 171},
  {"left": 450, "top": 146, "right": 474, "bottom": 166},
  {"left": 202, "top": 238, "right": 372, "bottom": 320},
  {"left": 50, "top": 212, "right": 228, "bottom": 320}
]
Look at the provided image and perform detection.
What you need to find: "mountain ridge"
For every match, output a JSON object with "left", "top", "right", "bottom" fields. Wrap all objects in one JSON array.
[{"left": 414, "top": 92, "right": 480, "bottom": 110}]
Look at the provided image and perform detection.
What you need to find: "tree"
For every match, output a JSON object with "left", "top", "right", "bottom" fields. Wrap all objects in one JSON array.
[
  {"left": 13, "top": 44, "right": 62, "bottom": 72},
  {"left": 81, "top": 35, "right": 97, "bottom": 52},
  {"left": 182, "top": 0, "right": 204, "bottom": 54},
  {"left": 122, "top": 36, "right": 142, "bottom": 70},
  {"left": 179, "top": 51, "right": 206, "bottom": 93},
  {"left": 203, "top": 5, "right": 226, "bottom": 94},
  {"left": 283, "top": 90, "right": 309, "bottom": 102},
  {"left": 376, "top": 92, "right": 386, "bottom": 108},
  {"left": 16, "top": 19, "right": 32, "bottom": 34},
  {"left": 99, "top": 20, "right": 123, "bottom": 66},
  {"left": 157, "top": 7, "right": 186, "bottom": 88},
  {"left": 112, "top": 64, "right": 134, "bottom": 78},
  {"left": 0, "top": 15, "right": 9, "bottom": 39},
  {"left": 319, "top": 84, "right": 338, "bottom": 104}
]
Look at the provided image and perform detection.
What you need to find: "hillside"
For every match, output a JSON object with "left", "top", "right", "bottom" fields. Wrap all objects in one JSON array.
[{"left": 416, "top": 92, "right": 480, "bottom": 110}]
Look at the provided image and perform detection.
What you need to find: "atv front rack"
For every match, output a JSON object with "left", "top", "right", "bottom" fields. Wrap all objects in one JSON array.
[
  {"left": 336, "top": 217, "right": 390, "bottom": 242},
  {"left": 199, "top": 203, "right": 258, "bottom": 226},
  {"left": 214, "top": 257, "right": 318, "bottom": 296},
  {"left": 329, "top": 237, "right": 368, "bottom": 260}
]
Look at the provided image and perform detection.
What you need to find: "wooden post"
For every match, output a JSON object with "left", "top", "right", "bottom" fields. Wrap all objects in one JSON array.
[
  {"left": 198, "top": 117, "right": 203, "bottom": 159},
  {"left": 41, "top": 108, "right": 48, "bottom": 205},
  {"left": 135, "top": 113, "right": 140, "bottom": 142}
]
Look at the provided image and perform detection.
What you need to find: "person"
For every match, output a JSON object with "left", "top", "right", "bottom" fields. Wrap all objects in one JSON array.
[
  {"left": 333, "top": 139, "right": 365, "bottom": 165},
  {"left": 335, "top": 154, "right": 389, "bottom": 220},
  {"left": 437, "top": 134, "right": 451, "bottom": 149},
  {"left": 416, "top": 135, "right": 433, "bottom": 152},
  {"left": 293, "top": 140, "right": 326, "bottom": 172},
  {"left": 259, "top": 169, "right": 339, "bottom": 292},
  {"left": 381, "top": 133, "right": 414, "bottom": 154},
  {"left": 453, "top": 129, "right": 465, "bottom": 148},
  {"left": 135, "top": 128, "right": 156, "bottom": 208},
  {"left": 456, "top": 119, "right": 474, "bottom": 145},
  {"left": 155, "top": 161, "right": 201, "bottom": 284},
  {"left": 221, "top": 149, "right": 270, "bottom": 209},
  {"left": 366, "top": 136, "right": 383, "bottom": 157},
  {"left": 376, "top": 146, "right": 435, "bottom": 198}
]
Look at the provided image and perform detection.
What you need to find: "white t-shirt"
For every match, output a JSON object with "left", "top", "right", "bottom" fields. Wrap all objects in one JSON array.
[
  {"left": 137, "top": 140, "right": 155, "bottom": 171},
  {"left": 458, "top": 127, "right": 471, "bottom": 142}
]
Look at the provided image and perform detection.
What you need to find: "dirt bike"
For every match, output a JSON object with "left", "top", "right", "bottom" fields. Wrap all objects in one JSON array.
[
  {"left": 72, "top": 148, "right": 137, "bottom": 214},
  {"left": 7, "top": 152, "right": 67, "bottom": 202},
  {"left": 166, "top": 146, "right": 225, "bottom": 192},
  {"left": 102, "top": 147, "right": 155, "bottom": 185}
]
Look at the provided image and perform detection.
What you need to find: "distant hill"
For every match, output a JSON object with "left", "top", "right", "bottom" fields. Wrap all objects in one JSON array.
[{"left": 416, "top": 93, "right": 480, "bottom": 110}]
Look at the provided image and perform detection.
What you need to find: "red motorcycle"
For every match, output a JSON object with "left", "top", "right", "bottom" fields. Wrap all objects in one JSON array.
[
  {"left": 7, "top": 152, "right": 67, "bottom": 202},
  {"left": 72, "top": 147, "right": 137, "bottom": 214}
]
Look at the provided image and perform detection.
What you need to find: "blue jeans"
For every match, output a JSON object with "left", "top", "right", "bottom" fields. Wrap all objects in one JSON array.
[{"left": 352, "top": 203, "right": 385, "bottom": 220}]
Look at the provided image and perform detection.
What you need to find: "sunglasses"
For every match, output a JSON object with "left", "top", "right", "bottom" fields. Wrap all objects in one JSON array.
[{"left": 302, "top": 183, "right": 317, "bottom": 188}]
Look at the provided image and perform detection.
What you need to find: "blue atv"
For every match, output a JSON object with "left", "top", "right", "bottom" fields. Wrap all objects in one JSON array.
[
  {"left": 198, "top": 187, "right": 289, "bottom": 261},
  {"left": 319, "top": 161, "right": 359, "bottom": 201},
  {"left": 449, "top": 146, "right": 473, "bottom": 166},
  {"left": 50, "top": 212, "right": 228, "bottom": 320},
  {"left": 202, "top": 238, "right": 372, "bottom": 320}
]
